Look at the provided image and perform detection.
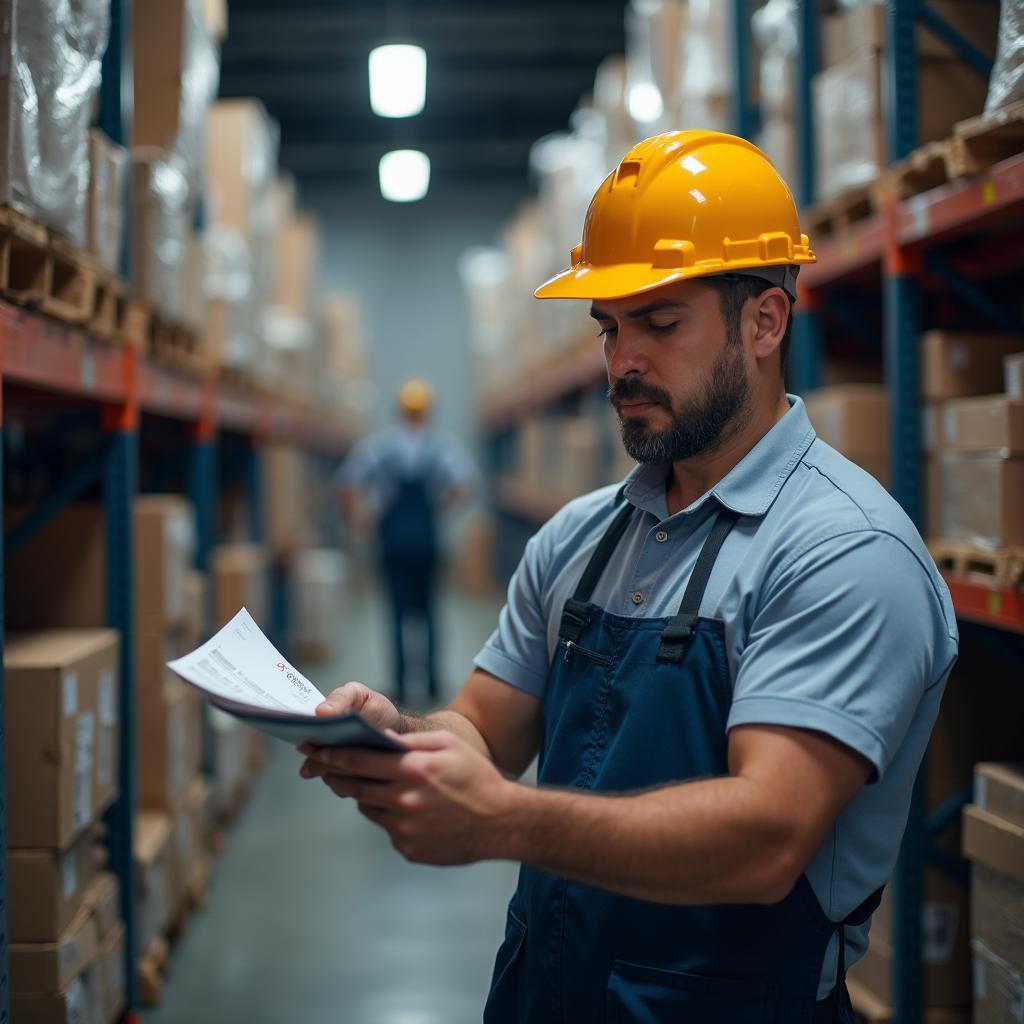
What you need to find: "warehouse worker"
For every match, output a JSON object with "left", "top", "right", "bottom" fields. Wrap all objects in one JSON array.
[
  {"left": 337, "top": 378, "right": 476, "bottom": 702},
  {"left": 304, "top": 132, "right": 957, "bottom": 1022}
]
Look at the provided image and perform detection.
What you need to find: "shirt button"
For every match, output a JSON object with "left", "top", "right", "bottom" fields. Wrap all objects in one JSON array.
[
  {"left": 632, "top": 591, "right": 644, "bottom": 605},
  {"left": 655, "top": 530, "right": 668, "bottom": 543}
]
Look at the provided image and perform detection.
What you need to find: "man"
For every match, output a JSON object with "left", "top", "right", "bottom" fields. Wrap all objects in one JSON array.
[
  {"left": 304, "top": 132, "right": 957, "bottom": 1021},
  {"left": 338, "top": 378, "right": 476, "bottom": 702}
]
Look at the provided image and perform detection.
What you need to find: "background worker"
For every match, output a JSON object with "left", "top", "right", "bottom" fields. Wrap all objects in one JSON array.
[
  {"left": 337, "top": 378, "right": 477, "bottom": 703},
  {"left": 306, "top": 132, "right": 958, "bottom": 1022}
]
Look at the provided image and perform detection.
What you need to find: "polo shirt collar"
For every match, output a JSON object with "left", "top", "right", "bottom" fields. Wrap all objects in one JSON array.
[{"left": 619, "top": 395, "right": 816, "bottom": 520}]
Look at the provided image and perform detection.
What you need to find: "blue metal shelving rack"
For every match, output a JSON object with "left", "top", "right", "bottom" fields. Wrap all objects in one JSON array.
[{"left": 0, "top": 343, "right": 9, "bottom": 1024}]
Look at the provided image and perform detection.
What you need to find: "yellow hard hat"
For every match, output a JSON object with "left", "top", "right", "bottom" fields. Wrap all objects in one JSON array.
[
  {"left": 535, "top": 130, "right": 814, "bottom": 303},
  {"left": 398, "top": 378, "right": 434, "bottom": 416}
]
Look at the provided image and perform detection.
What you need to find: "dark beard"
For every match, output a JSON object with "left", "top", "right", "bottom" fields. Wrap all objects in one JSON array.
[{"left": 609, "top": 330, "right": 752, "bottom": 464}]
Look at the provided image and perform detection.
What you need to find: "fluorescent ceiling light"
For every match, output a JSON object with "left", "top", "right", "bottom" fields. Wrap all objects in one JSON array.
[
  {"left": 369, "top": 44, "right": 426, "bottom": 118},
  {"left": 628, "top": 81, "right": 664, "bottom": 123},
  {"left": 379, "top": 149, "right": 430, "bottom": 202}
]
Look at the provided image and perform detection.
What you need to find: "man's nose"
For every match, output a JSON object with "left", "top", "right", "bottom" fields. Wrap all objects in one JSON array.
[{"left": 606, "top": 327, "right": 650, "bottom": 378}]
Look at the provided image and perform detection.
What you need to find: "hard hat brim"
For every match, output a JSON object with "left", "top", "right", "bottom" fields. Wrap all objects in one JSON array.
[{"left": 534, "top": 258, "right": 814, "bottom": 302}]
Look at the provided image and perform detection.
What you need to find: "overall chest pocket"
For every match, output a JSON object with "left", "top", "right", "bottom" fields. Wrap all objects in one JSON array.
[{"left": 607, "top": 960, "right": 777, "bottom": 1024}]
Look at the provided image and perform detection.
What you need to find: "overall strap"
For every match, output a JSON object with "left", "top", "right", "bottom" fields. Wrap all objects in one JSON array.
[
  {"left": 559, "top": 500, "right": 636, "bottom": 643},
  {"left": 656, "top": 507, "right": 741, "bottom": 663}
]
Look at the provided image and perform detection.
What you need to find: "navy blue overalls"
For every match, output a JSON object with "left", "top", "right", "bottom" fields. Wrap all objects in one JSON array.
[
  {"left": 484, "top": 499, "right": 879, "bottom": 1023},
  {"left": 377, "top": 450, "right": 440, "bottom": 701}
]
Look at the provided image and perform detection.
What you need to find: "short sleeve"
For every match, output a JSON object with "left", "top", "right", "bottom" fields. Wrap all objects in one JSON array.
[
  {"left": 474, "top": 525, "right": 555, "bottom": 697},
  {"left": 336, "top": 435, "right": 379, "bottom": 488},
  {"left": 432, "top": 435, "right": 479, "bottom": 498},
  {"left": 727, "top": 530, "right": 957, "bottom": 781}
]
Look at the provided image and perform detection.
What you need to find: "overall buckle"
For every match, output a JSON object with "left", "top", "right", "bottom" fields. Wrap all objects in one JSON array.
[
  {"left": 559, "top": 599, "right": 591, "bottom": 643},
  {"left": 656, "top": 617, "right": 695, "bottom": 663}
]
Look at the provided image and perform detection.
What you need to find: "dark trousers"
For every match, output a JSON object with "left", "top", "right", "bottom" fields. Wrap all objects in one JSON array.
[{"left": 381, "top": 549, "right": 438, "bottom": 702}]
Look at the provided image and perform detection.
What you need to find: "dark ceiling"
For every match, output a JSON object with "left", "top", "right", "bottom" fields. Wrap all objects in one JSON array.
[{"left": 219, "top": 0, "right": 627, "bottom": 193}]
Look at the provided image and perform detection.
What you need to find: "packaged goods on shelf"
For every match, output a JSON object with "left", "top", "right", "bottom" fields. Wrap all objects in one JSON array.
[
  {"left": 803, "top": 385, "right": 891, "bottom": 487},
  {"left": 134, "top": 812, "right": 172, "bottom": 957},
  {"left": 133, "top": 0, "right": 220, "bottom": 202},
  {"left": 592, "top": 56, "right": 640, "bottom": 167},
  {"left": 755, "top": 119, "right": 798, "bottom": 191},
  {"left": 753, "top": 0, "right": 798, "bottom": 184},
  {"left": 8, "top": 831, "right": 104, "bottom": 943},
  {"left": 558, "top": 417, "right": 604, "bottom": 501},
  {"left": 264, "top": 446, "right": 315, "bottom": 552},
  {"left": 138, "top": 680, "right": 203, "bottom": 811},
  {"left": 941, "top": 395, "right": 1024, "bottom": 451},
  {"left": 132, "top": 150, "right": 190, "bottom": 321},
  {"left": 5, "top": 630, "right": 120, "bottom": 849},
  {"left": 212, "top": 542, "right": 268, "bottom": 629},
  {"left": 136, "top": 495, "right": 196, "bottom": 630},
  {"left": 203, "top": 223, "right": 257, "bottom": 371},
  {"left": 930, "top": 451, "right": 1024, "bottom": 544},
  {"left": 454, "top": 516, "right": 497, "bottom": 596},
  {"left": 459, "top": 245, "right": 516, "bottom": 395},
  {"left": 1006, "top": 352, "right": 1024, "bottom": 398},
  {"left": 97, "top": 921, "right": 127, "bottom": 1024},
  {"left": 9, "top": 902, "right": 99, "bottom": 996},
  {"left": 0, "top": 0, "right": 109, "bottom": 245},
  {"left": 289, "top": 548, "right": 348, "bottom": 663},
  {"left": 182, "top": 226, "right": 205, "bottom": 332},
  {"left": 681, "top": 0, "right": 732, "bottom": 129},
  {"left": 319, "top": 290, "right": 373, "bottom": 430},
  {"left": 168, "top": 774, "right": 209, "bottom": 917},
  {"left": 87, "top": 131, "right": 128, "bottom": 276},
  {"left": 184, "top": 570, "right": 207, "bottom": 649},
  {"left": 11, "top": 969, "right": 103, "bottom": 1024},
  {"left": 624, "top": 0, "right": 687, "bottom": 134},
  {"left": 921, "top": 330, "right": 1024, "bottom": 400},
  {"left": 208, "top": 706, "right": 248, "bottom": 817},
  {"left": 922, "top": 403, "right": 945, "bottom": 454},
  {"left": 274, "top": 211, "right": 319, "bottom": 320},
  {"left": 962, "top": 763, "right": 1024, "bottom": 1022},
  {"left": 815, "top": 53, "right": 991, "bottom": 200},
  {"left": 83, "top": 873, "right": 121, "bottom": 941},
  {"left": 986, "top": 0, "right": 1024, "bottom": 113}
]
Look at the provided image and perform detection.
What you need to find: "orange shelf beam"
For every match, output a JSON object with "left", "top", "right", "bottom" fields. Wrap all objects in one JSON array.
[{"left": 942, "top": 572, "right": 1024, "bottom": 635}]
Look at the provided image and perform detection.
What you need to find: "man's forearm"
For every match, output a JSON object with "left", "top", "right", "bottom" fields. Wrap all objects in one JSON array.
[
  {"left": 494, "top": 776, "right": 797, "bottom": 906},
  {"left": 398, "top": 708, "right": 492, "bottom": 759}
]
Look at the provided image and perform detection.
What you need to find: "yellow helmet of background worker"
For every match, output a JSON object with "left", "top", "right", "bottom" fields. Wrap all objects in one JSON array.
[
  {"left": 535, "top": 130, "right": 814, "bottom": 303},
  {"left": 398, "top": 378, "right": 434, "bottom": 416}
]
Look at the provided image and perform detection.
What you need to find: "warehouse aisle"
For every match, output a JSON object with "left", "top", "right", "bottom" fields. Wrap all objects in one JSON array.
[{"left": 143, "top": 580, "right": 517, "bottom": 1024}]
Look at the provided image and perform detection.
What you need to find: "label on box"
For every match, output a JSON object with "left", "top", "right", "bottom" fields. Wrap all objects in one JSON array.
[
  {"left": 950, "top": 342, "right": 970, "bottom": 371},
  {"left": 75, "top": 711, "right": 95, "bottom": 828},
  {"left": 62, "top": 849, "right": 79, "bottom": 902},
  {"left": 922, "top": 902, "right": 959, "bottom": 963},
  {"left": 64, "top": 672, "right": 79, "bottom": 716},
  {"left": 99, "top": 670, "right": 116, "bottom": 726}
]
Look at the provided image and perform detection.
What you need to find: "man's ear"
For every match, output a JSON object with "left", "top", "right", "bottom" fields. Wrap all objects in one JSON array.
[{"left": 750, "top": 288, "right": 789, "bottom": 361}]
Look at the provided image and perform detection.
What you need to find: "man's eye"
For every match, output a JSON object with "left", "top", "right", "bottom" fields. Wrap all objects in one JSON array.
[
  {"left": 597, "top": 325, "right": 617, "bottom": 339},
  {"left": 649, "top": 321, "right": 678, "bottom": 334}
]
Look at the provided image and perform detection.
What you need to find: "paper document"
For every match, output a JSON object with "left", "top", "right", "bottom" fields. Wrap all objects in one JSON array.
[{"left": 167, "top": 608, "right": 404, "bottom": 751}]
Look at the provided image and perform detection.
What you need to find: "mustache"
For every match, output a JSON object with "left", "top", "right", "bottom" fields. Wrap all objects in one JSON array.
[{"left": 607, "top": 378, "right": 672, "bottom": 408}]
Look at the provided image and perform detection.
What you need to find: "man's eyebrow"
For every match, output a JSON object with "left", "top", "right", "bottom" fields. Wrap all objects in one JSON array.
[{"left": 589, "top": 300, "right": 689, "bottom": 321}]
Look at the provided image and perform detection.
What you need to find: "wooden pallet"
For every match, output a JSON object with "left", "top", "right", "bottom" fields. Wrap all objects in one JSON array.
[
  {"left": 928, "top": 539, "right": 1024, "bottom": 588},
  {"left": 946, "top": 100, "right": 1024, "bottom": 178},
  {"left": 802, "top": 184, "right": 876, "bottom": 240},
  {"left": 872, "top": 140, "right": 952, "bottom": 205},
  {"left": 147, "top": 316, "right": 213, "bottom": 377},
  {"left": 137, "top": 934, "right": 170, "bottom": 1006}
]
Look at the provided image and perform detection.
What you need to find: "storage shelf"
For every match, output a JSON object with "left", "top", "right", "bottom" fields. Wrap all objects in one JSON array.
[
  {"left": 0, "top": 302, "right": 352, "bottom": 454},
  {"left": 943, "top": 573, "right": 1024, "bottom": 634},
  {"left": 482, "top": 341, "right": 604, "bottom": 434}
]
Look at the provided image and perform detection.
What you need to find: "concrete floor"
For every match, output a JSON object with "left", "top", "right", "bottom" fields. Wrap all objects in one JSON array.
[{"left": 143, "top": 580, "right": 518, "bottom": 1024}]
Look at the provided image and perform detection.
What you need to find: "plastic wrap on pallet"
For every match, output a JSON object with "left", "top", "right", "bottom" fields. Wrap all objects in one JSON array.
[
  {"left": 132, "top": 153, "right": 189, "bottom": 321},
  {"left": 202, "top": 223, "right": 254, "bottom": 369},
  {"left": 682, "top": 0, "right": 732, "bottom": 104},
  {"left": 986, "top": 0, "right": 1024, "bottom": 114},
  {"left": 87, "top": 130, "right": 129, "bottom": 275},
  {"left": 753, "top": 0, "right": 796, "bottom": 119},
  {"left": 2, "top": 0, "right": 110, "bottom": 245},
  {"left": 178, "top": 0, "right": 220, "bottom": 201},
  {"left": 934, "top": 451, "right": 1024, "bottom": 547}
]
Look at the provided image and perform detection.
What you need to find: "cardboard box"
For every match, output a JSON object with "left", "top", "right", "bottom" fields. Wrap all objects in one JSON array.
[
  {"left": 963, "top": 805, "right": 1024, "bottom": 882},
  {"left": 971, "top": 937, "right": 1024, "bottom": 1024},
  {"left": 814, "top": 52, "right": 989, "bottom": 200},
  {"left": 98, "top": 921, "right": 126, "bottom": 1024},
  {"left": 822, "top": 0, "right": 999, "bottom": 68},
  {"left": 135, "top": 813, "right": 173, "bottom": 956},
  {"left": 6, "top": 630, "right": 120, "bottom": 848},
  {"left": 273, "top": 212, "right": 318, "bottom": 319},
  {"left": 1006, "top": 353, "right": 1024, "bottom": 399},
  {"left": 212, "top": 543, "right": 267, "bottom": 629},
  {"left": 974, "top": 763, "right": 1024, "bottom": 828},
  {"left": 184, "top": 570, "right": 208, "bottom": 649},
  {"left": 803, "top": 385, "right": 891, "bottom": 485},
  {"left": 558, "top": 418, "right": 603, "bottom": 500},
  {"left": 264, "top": 446, "right": 314, "bottom": 553},
  {"left": 83, "top": 872, "right": 121, "bottom": 942},
  {"left": 921, "top": 330, "right": 1024, "bottom": 400},
  {"left": 971, "top": 864, "right": 1024, "bottom": 976},
  {"left": 8, "top": 831, "right": 104, "bottom": 943},
  {"left": 136, "top": 495, "right": 195, "bottom": 629},
  {"left": 922, "top": 403, "right": 944, "bottom": 454},
  {"left": 87, "top": 130, "right": 128, "bottom": 276},
  {"left": 10, "top": 902, "right": 99, "bottom": 994},
  {"left": 10, "top": 969, "right": 101, "bottom": 1024},
  {"left": 941, "top": 396, "right": 1024, "bottom": 453},
  {"left": 139, "top": 681, "right": 203, "bottom": 811},
  {"left": 170, "top": 774, "right": 209, "bottom": 913},
  {"left": 209, "top": 706, "right": 247, "bottom": 817},
  {"left": 932, "top": 452, "right": 1024, "bottom": 546},
  {"left": 132, "top": 151, "right": 189, "bottom": 320},
  {"left": 136, "top": 628, "right": 187, "bottom": 712}
]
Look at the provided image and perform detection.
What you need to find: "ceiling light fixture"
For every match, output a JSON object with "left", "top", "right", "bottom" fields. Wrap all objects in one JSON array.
[
  {"left": 379, "top": 149, "right": 430, "bottom": 202},
  {"left": 369, "top": 44, "right": 427, "bottom": 118}
]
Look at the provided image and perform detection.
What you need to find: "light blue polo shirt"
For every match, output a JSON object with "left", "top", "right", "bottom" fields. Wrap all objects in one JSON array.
[{"left": 475, "top": 395, "right": 958, "bottom": 997}]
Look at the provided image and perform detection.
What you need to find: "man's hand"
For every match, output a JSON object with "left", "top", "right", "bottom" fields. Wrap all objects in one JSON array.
[
  {"left": 315, "top": 681, "right": 403, "bottom": 734},
  {"left": 299, "top": 730, "right": 514, "bottom": 866}
]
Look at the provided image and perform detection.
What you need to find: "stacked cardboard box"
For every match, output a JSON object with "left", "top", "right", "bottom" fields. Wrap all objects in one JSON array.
[
  {"left": 962, "top": 763, "right": 1024, "bottom": 1022},
  {"left": 753, "top": 0, "right": 797, "bottom": 186},
  {"left": 87, "top": 130, "right": 129, "bottom": 276},
  {"left": 814, "top": 1, "right": 999, "bottom": 200},
  {"left": 803, "top": 384, "right": 891, "bottom": 487},
  {"left": 849, "top": 634, "right": 1024, "bottom": 1011},
  {"left": 5, "top": 630, "right": 127, "bottom": 1022},
  {"left": 919, "top": 332, "right": 1024, "bottom": 544},
  {"left": 263, "top": 445, "right": 315, "bottom": 554}
]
